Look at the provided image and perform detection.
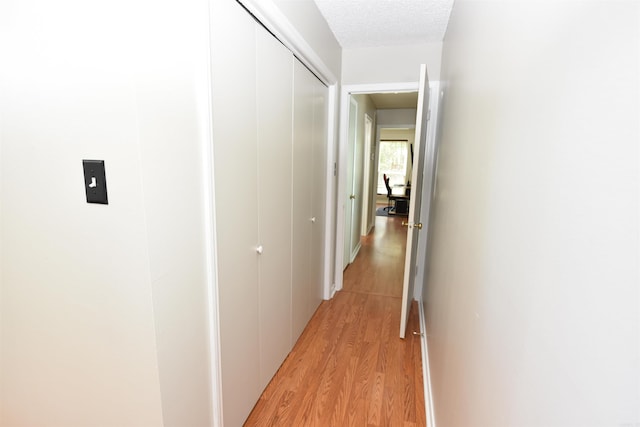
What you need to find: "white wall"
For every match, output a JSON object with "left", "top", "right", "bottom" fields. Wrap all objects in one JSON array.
[
  {"left": 0, "top": 0, "right": 214, "bottom": 425},
  {"left": 377, "top": 108, "right": 418, "bottom": 127},
  {"left": 342, "top": 42, "right": 442, "bottom": 85},
  {"left": 424, "top": 2, "right": 639, "bottom": 427},
  {"left": 272, "top": 0, "right": 342, "bottom": 79}
]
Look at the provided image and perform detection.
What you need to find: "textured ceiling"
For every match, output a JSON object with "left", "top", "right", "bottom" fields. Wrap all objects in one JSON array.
[{"left": 313, "top": 0, "right": 454, "bottom": 49}]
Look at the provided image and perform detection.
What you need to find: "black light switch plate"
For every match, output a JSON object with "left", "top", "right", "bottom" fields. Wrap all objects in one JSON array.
[{"left": 82, "top": 160, "right": 108, "bottom": 204}]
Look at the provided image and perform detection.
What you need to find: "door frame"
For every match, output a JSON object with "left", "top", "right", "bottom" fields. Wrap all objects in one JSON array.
[
  {"left": 361, "top": 113, "right": 374, "bottom": 236},
  {"left": 334, "top": 82, "right": 419, "bottom": 292},
  {"left": 418, "top": 80, "right": 442, "bottom": 427},
  {"left": 344, "top": 97, "right": 361, "bottom": 268}
]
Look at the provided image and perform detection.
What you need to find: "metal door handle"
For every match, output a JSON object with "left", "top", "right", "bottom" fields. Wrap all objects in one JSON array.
[
  {"left": 310, "top": 217, "right": 316, "bottom": 223},
  {"left": 349, "top": 194, "right": 356, "bottom": 200},
  {"left": 402, "top": 221, "right": 423, "bottom": 230},
  {"left": 256, "top": 245, "right": 263, "bottom": 255}
]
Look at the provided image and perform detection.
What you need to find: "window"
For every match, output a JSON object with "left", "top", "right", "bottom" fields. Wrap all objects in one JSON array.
[{"left": 377, "top": 139, "right": 409, "bottom": 194}]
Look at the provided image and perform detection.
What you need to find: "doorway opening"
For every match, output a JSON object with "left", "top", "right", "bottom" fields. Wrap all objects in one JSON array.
[
  {"left": 335, "top": 67, "right": 433, "bottom": 340},
  {"left": 340, "top": 90, "right": 418, "bottom": 296},
  {"left": 340, "top": 90, "right": 418, "bottom": 299}
]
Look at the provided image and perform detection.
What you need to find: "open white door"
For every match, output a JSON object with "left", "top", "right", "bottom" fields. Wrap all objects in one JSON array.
[{"left": 399, "top": 64, "right": 430, "bottom": 338}]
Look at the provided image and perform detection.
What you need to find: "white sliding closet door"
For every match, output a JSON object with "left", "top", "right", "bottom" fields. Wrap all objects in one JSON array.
[
  {"left": 310, "top": 74, "right": 327, "bottom": 313},
  {"left": 211, "top": 3, "right": 328, "bottom": 424},
  {"left": 292, "top": 60, "right": 314, "bottom": 342},
  {"left": 256, "top": 24, "right": 294, "bottom": 390},
  {"left": 210, "top": 3, "right": 260, "bottom": 427},
  {"left": 292, "top": 60, "right": 327, "bottom": 341}
]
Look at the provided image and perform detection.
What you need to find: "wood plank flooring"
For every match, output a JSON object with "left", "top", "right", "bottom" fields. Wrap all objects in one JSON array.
[
  {"left": 244, "top": 214, "right": 425, "bottom": 426},
  {"left": 343, "top": 214, "right": 407, "bottom": 298}
]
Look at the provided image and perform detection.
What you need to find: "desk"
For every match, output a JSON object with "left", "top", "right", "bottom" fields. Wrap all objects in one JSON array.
[
  {"left": 391, "top": 185, "right": 411, "bottom": 197},
  {"left": 388, "top": 189, "right": 410, "bottom": 216}
]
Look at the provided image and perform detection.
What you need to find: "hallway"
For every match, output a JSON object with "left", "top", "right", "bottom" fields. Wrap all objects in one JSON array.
[{"left": 245, "top": 214, "right": 425, "bottom": 426}]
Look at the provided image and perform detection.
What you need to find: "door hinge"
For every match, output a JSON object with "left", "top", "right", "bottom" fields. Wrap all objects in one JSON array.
[
  {"left": 427, "top": 109, "right": 431, "bottom": 121},
  {"left": 333, "top": 162, "right": 337, "bottom": 177}
]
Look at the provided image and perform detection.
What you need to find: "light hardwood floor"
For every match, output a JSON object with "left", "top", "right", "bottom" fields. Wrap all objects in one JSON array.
[{"left": 244, "top": 213, "right": 425, "bottom": 426}]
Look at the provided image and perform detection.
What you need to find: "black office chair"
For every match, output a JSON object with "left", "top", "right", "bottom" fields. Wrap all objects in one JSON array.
[
  {"left": 383, "top": 174, "right": 393, "bottom": 211},
  {"left": 383, "top": 174, "right": 410, "bottom": 215}
]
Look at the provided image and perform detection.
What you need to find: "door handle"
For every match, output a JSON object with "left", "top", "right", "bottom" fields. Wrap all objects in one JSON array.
[
  {"left": 349, "top": 194, "right": 356, "bottom": 200},
  {"left": 402, "top": 221, "right": 423, "bottom": 230}
]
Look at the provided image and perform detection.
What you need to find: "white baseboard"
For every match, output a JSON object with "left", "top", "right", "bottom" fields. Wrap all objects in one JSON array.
[
  {"left": 418, "top": 301, "right": 436, "bottom": 427},
  {"left": 366, "top": 222, "right": 373, "bottom": 235},
  {"left": 349, "top": 241, "right": 362, "bottom": 263}
]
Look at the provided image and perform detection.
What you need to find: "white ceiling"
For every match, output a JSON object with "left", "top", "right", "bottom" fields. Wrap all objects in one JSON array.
[
  {"left": 313, "top": 0, "right": 454, "bottom": 49},
  {"left": 369, "top": 92, "right": 418, "bottom": 109}
]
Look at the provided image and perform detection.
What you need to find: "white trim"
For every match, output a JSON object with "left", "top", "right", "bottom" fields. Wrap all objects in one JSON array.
[
  {"left": 350, "top": 241, "right": 362, "bottom": 264},
  {"left": 346, "top": 82, "right": 420, "bottom": 94},
  {"left": 323, "top": 85, "right": 337, "bottom": 300},
  {"left": 361, "top": 113, "right": 374, "bottom": 236},
  {"left": 202, "top": 135, "right": 224, "bottom": 427},
  {"left": 415, "top": 82, "right": 442, "bottom": 425},
  {"left": 236, "top": 0, "right": 337, "bottom": 86},
  {"left": 346, "top": 97, "right": 359, "bottom": 267},
  {"left": 413, "top": 82, "right": 441, "bottom": 302},
  {"left": 334, "top": 88, "right": 348, "bottom": 290},
  {"left": 418, "top": 300, "right": 436, "bottom": 427},
  {"left": 330, "top": 286, "right": 337, "bottom": 298},
  {"left": 204, "top": 1, "right": 224, "bottom": 424},
  {"left": 378, "top": 123, "right": 417, "bottom": 130}
]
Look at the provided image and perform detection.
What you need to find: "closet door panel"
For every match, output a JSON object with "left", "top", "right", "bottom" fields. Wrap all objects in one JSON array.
[
  {"left": 256, "top": 25, "right": 294, "bottom": 390},
  {"left": 310, "top": 78, "right": 328, "bottom": 314},
  {"left": 210, "top": 3, "right": 260, "bottom": 426},
  {"left": 291, "top": 60, "right": 314, "bottom": 342}
]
